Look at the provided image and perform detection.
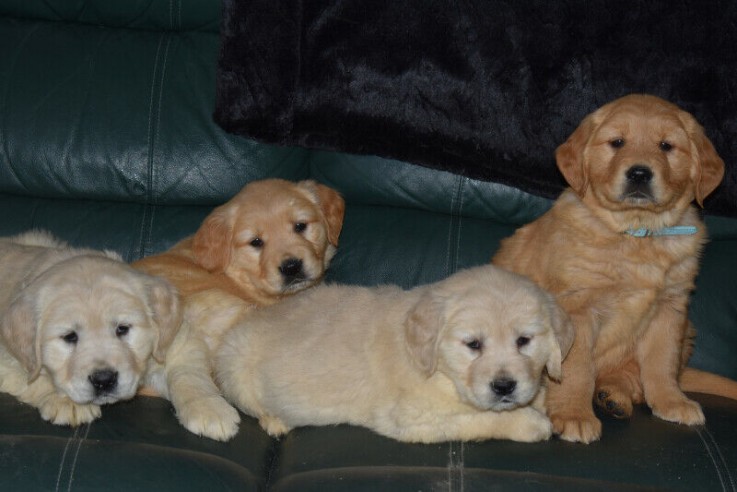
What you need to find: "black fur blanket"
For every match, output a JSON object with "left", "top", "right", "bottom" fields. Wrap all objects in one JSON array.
[{"left": 214, "top": 0, "right": 737, "bottom": 217}]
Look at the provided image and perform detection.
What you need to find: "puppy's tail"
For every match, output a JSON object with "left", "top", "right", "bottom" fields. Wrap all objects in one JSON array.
[{"left": 680, "top": 367, "right": 737, "bottom": 401}]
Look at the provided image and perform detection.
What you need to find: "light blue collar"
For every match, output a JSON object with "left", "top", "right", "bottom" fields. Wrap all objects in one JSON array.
[{"left": 624, "top": 226, "right": 698, "bottom": 238}]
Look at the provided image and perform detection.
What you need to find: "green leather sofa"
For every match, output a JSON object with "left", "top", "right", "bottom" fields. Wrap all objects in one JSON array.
[{"left": 1, "top": 1, "right": 736, "bottom": 490}]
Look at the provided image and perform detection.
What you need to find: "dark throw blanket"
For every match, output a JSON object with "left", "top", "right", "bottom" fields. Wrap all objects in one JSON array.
[{"left": 214, "top": 0, "right": 737, "bottom": 217}]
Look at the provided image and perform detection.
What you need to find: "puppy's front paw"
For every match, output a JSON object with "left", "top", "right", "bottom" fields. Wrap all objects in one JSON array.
[
  {"left": 39, "top": 395, "right": 101, "bottom": 426},
  {"left": 177, "top": 395, "right": 241, "bottom": 441},
  {"left": 507, "top": 408, "right": 553, "bottom": 442},
  {"left": 550, "top": 410, "right": 602, "bottom": 444},
  {"left": 259, "top": 414, "right": 290, "bottom": 437},
  {"left": 651, "top": 397, "right": 705, "bottom": 426}
]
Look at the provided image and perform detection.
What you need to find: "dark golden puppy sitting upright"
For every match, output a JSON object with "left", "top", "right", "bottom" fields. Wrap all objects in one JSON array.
[{"left": 493, "top": 94, "right": 729, "bottom": 443}]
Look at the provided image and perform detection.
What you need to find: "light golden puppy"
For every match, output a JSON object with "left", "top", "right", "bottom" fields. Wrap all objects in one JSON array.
[
  {"left": 0, "top": 231, "right": 180, "bottom": 426},
  {"left": 215, "top": 265, "right": 573, "bottom": 443},
  {"left": 134, "top": 178, "right": 345, "bottom": 441},
  {"left": 493, "top": 94, "right": 728, "bottom": 443}
]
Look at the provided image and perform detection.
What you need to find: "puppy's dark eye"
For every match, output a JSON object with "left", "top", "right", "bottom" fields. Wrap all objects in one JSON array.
[
  {"left": 516, "top": 336, "right": 531, "bottom": 348},
  {"left": 465, "top": 339, "right": 483, "bottom": 351},
  {"left": 294, "top": 222, "right": 307, "bottom": 233},
  {"left": 116, "top": 324, "right": 130, "bottom": 337},
  {"left": 250, "top": 237, "right": 264, "bottom": 248},
  {"left": 610, "top": 138, "right": 625, "bottom": 149},
  {"left": 62, "top": 331, "right": 78, "bottom": 344},
  {"left": 659, "top": 141, "right": 673, "bottom": 152}
]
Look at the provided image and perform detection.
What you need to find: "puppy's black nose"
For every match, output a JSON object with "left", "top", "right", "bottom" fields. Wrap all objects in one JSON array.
[
  {"left": 491, "top": 378, "right": 517, "bottom": 396},
  {"left": 625, "top": 165, "right": 653, "bottom": 183},
  {"left": 89, "top": 369, "right": 118, "bottom": 394},
  {"left": 279, "top": 258, "right": 304, "bottom": 280}
]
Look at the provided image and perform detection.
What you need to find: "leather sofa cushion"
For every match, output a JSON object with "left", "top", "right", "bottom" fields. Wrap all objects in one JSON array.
[
  {"left": 3, "top": 391, "right": 734, "bottom": 491},
  {"left": 267, "top": 394, "right": 737, "bottom": 491}
]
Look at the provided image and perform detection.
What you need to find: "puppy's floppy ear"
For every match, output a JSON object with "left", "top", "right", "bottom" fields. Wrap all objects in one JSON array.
[
  {"left": 404, "top": 291, "right": 445, "bottom": 376},
  {"left": 317, "top": 184, "right": 345, "bottom": 247},
  {"left": 192, "top": 208, "right": 234, "bottom": 272},
  {"left": 556, "top": 113, "right": 598, "bottom": 197},
  {"left": 1, "top": 293, "right": 43, "bottom": 381},
  {"left": 145, "top": 277, "right": 182, "bottom": 362},
  {"left": 298, "top": 180, "right": 345, "bottom": 247},
  {"left": 542, "top": 292, "right": 574, "bottom": 382},
  {"left": 692, "top": 129, "right": 725, "bottom": 207}
]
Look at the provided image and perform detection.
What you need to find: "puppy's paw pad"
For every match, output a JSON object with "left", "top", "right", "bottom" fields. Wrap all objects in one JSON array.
[
  {"left": 595, "top": 389, "right": 632, "bottom": 419},
  {"left": 551, "top": 413, "right": 602, "bottom": 444},
  {"left": 39, "top": 397, "right": 101, "bottom": 426},
  {"left": 178, "top": 396, "right": 241, "bottom": 441},
  {"left": 652, "top": 398, "right": 705, "bottom": 426},
  {"left": 259, "top": 414, "right": 290, "bottom": 437}
]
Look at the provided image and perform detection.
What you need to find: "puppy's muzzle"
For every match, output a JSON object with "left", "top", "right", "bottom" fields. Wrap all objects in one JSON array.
[
  {"left": 89, "top": 369, "right": 119, "bottom": 396},
  {"left": 279, "top": 257, "right": 306, "bottom": 285},
  {"left": 622, "top": 164, "right": 655, "bottom": 202}
]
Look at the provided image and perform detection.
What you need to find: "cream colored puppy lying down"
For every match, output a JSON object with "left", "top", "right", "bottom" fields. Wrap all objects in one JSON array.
[
  {"left": 0, "top": 231, "right": 180, "bottom": 426},
  {"left": 216, "top": 265, "right": 574, "bottom": 443}
]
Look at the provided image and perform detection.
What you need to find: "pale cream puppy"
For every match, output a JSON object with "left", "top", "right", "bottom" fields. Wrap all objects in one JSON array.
[
  {"left": 0, "top": 231, "right": 180, "bottom": 426},
  {"left": 216, "top": 264, "right": 573, "bottom": 443}
]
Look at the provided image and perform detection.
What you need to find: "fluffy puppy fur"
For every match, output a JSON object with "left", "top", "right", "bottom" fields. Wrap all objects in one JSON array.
[
  {"left": 0, "top": 230, "right": 180, "bottom": 426},
  {"left": 215, "top": 265, "right": 573, "bottom": 443},
  {"left": 493, "top": 94, "right": 730, "bottom": 443},
  {"left": 134, "top": 178, "right": 345, "bottom": 441}
]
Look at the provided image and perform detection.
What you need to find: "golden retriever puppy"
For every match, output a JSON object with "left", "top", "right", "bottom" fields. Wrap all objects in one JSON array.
[
  {"left": 134, "top": 178, "right": 345, "bottom": 441},
  {"left": 493, "top": 94, "right": 726, "bottom": 443},
  {"left": 0, "top": 230, "right": 180, "bottom": 426},
  {"left": 215, "top": 265, "right": 573, "bottom": 443}
]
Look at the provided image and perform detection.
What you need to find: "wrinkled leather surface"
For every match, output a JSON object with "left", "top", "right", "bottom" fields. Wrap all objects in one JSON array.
[
  {"left": 1, "top": 1, "right": 736, "bottom": 490},
  {"left": 0, "top": 394, "right": 273, "bottom": 491},
  {"left": 0, "top": 14, "right": 309, "bottom": 205}
]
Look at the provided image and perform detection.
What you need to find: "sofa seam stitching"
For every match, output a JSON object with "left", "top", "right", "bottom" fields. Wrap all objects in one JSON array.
[
  {"left": 455, "top": 178, "right": 467, "bottom": 273},
  {"left": 445, "top": 177, "right": 466, "bottom": 491},
  {"left": 152, "top": 34, "right": 173, "bottom": 206},
  {"left": 445, "top": 175, "right": 464, "bottom": 276},
  {"left": 447, "top": 440, "right": 464, "bottom": 492},
  {"left": 703, "top": 426, "right": 735, "bottom": 491},
  {"left": 138, "top": 31, "right": 171, "bottom": 259},
  {"left": 444, "top": 181, "right": 457, "bottom": 277},
  {"left": 54, "top": 426, "right": 78, "bottom": 491},
  {"left": 146, "top": 35, "right": 165, "bottom": 204},
  {"left": 696, "top": 426, "right": 729, "bottom": 491},
  {"left": 53, "top": 423, "right": 90, "bottom": 492},
  {"left": 62, "top": 423, "right": 91, "bottom": 492},
  {"left": 137, "top": 35, "right": 165, "bottom": 259}
]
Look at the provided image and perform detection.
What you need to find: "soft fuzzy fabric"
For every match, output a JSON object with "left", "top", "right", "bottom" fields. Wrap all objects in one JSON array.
[{"left": 214, "top": 0, "right": 737, "bottom": 217}]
